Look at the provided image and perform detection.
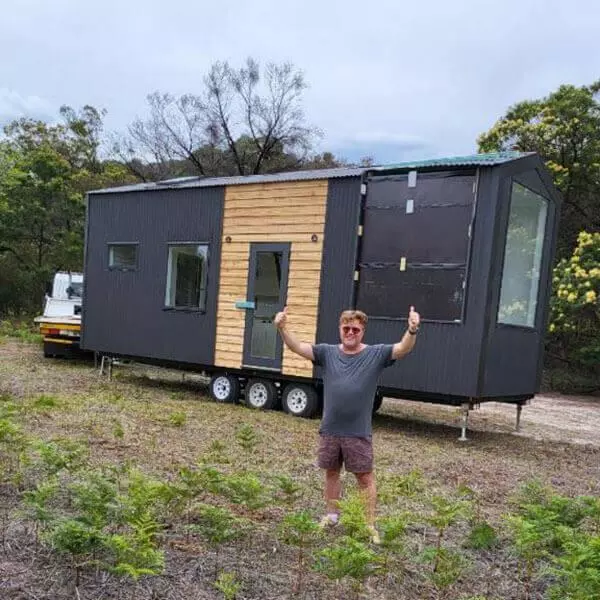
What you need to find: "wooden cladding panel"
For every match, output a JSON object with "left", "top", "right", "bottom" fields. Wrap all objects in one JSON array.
[{"left": 215, "top": 180, "right": 328, "bottom": 376}]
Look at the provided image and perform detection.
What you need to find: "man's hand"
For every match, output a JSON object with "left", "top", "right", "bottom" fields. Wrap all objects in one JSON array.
[
  {"left": 274, "top": 306, "right": 314, "bottom": 361},
  {"left": 392, "top": 305, "right": 421, "bottom": 360},
  {"left": 408, "top": 305, "right": 420, "bottom": 333},
  {"left": 274, "top": 306, "right": 288, "bottom": 330}
]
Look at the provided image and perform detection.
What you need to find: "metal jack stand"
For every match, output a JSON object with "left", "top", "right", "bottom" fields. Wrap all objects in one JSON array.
[
  {"left": 99, "top": 355, "right": 113, "bottom": 381},
  {"left": 459, "top": 402, "right": 470, "bottom": 442},
  {"left": 515, "top": 400, "right": 528, "bottom": 432}
]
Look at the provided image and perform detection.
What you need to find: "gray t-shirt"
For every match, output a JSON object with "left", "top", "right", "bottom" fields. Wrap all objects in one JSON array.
[{"left": 312, "top": 343, "right": 395, "bottom": 437}]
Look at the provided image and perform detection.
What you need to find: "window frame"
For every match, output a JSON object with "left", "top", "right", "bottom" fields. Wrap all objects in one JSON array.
[
  {"left": 107, "top": 242, "right": 139, "bottom": 272},
  {"left": 163, "top": 242, "right": 210, "bottom": 313},
  {"left": 496, "top": 180, "right": 550, "bottom": 330}
]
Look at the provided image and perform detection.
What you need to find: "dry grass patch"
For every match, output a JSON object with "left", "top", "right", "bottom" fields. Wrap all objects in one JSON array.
[{"left": 1, "top": 338, "right": 599, "bottom": 599}]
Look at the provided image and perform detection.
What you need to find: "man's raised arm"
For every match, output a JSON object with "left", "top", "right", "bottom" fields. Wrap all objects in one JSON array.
[
  {"left": 274, "top": 307, "right": 315, "bottom": 361},
  {"left": 392, "top": 305, "right": 421, "bottom": 360}
]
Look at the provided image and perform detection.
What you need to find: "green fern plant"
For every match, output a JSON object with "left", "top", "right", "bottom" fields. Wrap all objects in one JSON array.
[
  {"left": 189, "top": 503, "right": 249, "bottom": 580},
  {"left": 273, "top": 474, "right": 302, "bottom": 505},
  {"left": 338, "top": 492, "right": 371, "bottom": 542},
  {"left": 235, "top": 423, "right": 259, "bottom": 453},
  {"left": 278, "top": 510, "right": 322, "bottom": 593},
  {"left": 314, "top": 535, "right": 382, "bottom": 595},
  {"left": 221, "top": 472, "right": 269, "bottom": 511},
  {"left": 22, "top": 476, "right": 60, "bottom": 540},
  {"left": 32, "top": 394, "right": 58, "bottom": 410},
  {"left": 33, "top": 439, "right": 88, "bottom": 476},
  {"left": 214, "top": 571, "right": 242, "bottom": 600},
  {"left": 420, "top": 494, "right": 471, "bottom": 591},
  {"left": 547, "top": 533, "right": 600, "bottom": 600},
  {"left": 168, "top": 411, "right": 187, "bottom": 427},
  {"left": 419, "top": 546, "right": 468, "bottom": 591},
  {"left": 46, "top": 517, "right": 104, "bottom": 586},
  {"left": 379, "top": 469, "right": 426, "bottom": 504},
  {"left": 200, "top": 440, "right": 230, "bottom": 464}
]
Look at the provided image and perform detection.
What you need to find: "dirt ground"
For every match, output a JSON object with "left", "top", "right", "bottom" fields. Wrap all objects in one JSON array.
[
  {"left": 380, "top": 392, "right": 600, "bottom": 447},
  {"left": 1, "top": 337, "right": 599, "bottom": 600}
]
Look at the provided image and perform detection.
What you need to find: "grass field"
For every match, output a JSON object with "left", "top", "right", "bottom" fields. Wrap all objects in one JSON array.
[{"left": 0, "top": 335, "right": 599, "bottom": 599}]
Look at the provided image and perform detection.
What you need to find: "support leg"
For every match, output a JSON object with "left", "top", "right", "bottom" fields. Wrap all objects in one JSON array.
[
  {"left": 459, "top": 402, "right": 470, "bottom": 442},
  {"left": 99, "top": 355, "right": 106, "bottom": 375},
  {"left": 516, "top": 403, "right": 523, "bottom": 432}
]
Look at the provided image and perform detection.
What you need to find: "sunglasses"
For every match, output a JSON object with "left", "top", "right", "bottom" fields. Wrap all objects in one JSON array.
[{"left": 342, "top": 326, "right": 363, "bottom": 335}]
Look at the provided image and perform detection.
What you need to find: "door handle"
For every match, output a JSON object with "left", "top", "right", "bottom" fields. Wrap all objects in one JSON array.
[{"left": 235, "top": 300, "right": 256, "bottom": 309}]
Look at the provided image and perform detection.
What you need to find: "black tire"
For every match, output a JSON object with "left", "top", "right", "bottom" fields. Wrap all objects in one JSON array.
[
  {"left": 209, "top": 373, "right": 241, "bottom": 404},
  {"left": 282, "top": 383, "right": 319, "bottom": 418},
  {"left": 373, "top": 393, "right": 383, "bottom": 415},
  {"left": 245, "top": 378, "right": 278, "bottom": 410}
]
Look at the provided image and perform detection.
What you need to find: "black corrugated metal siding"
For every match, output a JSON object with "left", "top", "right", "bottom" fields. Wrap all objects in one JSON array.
[
  {"left": 361, "top": 169, "right": 496, "bottom": 398},
  {"left": 313, "top": 177, "right": 362, "bottom": 365},
  {"left": 81, "top": 187, "right": 224, "bottom": 365},
  {"left": 481, "top": 156, "right": 561, "bottom": 397}
]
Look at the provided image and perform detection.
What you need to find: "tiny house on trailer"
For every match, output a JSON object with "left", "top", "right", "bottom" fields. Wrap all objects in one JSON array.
[{"left": 81, "top": 152, "right": 561, "bottom": 437}]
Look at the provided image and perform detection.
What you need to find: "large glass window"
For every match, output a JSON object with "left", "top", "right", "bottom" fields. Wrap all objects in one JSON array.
[
  {"left": 165, "top": 244, "right": 208, "bottom": 310},
  {"left": 497, "top": 182, "right": 548, "bottom": 327},
  {"left": 108, "top": 244, "right": 138, "bottom": 270}
]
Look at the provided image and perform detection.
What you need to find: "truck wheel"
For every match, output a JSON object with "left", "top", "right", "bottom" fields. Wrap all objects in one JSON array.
[
  {"left": 245, "top": 379, "right": 278, "bottom": 410},
  {"left": 282, "top": 383, "right": 319, "bottom": 418},
  {"left": 209, "top": 374, "right": 240, "bottom": 404}
]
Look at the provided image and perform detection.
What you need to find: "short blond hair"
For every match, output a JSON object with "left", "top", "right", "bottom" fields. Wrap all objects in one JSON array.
[{"left": 339, "top": 310, "right": 368, "bottom": 327}]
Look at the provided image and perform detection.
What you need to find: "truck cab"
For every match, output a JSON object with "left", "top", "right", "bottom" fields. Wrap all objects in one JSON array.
[{"left": 34, "top": 272, "right": 83, "bottom": 357}]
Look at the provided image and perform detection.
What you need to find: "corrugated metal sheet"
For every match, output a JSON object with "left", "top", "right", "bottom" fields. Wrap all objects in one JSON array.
[
  {"left": 314, "top": 177, "right": 362, "bottom": 365},
  {"left": 378, "top": 151, "right": 530, "bottom": 170},
  {"left": 90, "top": 167, "right": 364, "bottom": 195},
  {"left": 81, "top": 186, "right": 224, "bottom": 364},
  {"left": 89, "top": 152, "right": 531, "bottom": 195}
]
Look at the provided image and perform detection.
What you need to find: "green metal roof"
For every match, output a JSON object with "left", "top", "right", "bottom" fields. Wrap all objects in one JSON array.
[{"left": 376, "top": 151, "right": 531, "bottom": 171}]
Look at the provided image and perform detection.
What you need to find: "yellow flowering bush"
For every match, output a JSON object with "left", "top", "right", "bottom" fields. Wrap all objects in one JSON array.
[{"left": 549, "top": 231, "right": 600, "bottom": 370}]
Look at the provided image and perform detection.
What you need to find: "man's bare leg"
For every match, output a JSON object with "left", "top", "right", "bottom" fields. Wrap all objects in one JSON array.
[
  {"left": 355, "top": 471, "right": 376, "bottom": 526},
  {"left": 324, "top": 468, "right": 342, "bottom": 515}
]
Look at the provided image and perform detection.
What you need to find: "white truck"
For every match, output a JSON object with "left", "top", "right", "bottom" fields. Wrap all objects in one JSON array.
[{"left": 34, "top": 272, "right": 83, "bottom": 357}]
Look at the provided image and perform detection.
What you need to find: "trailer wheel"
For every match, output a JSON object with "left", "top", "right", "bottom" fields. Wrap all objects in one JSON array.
[
  {"left": 373, "top": 392, "right": 383, "bottom": 415},
  {"left": 282, "top": 383, "right": 319, "bottom": 418},
  {"left": 209, "top": 374, "right": 240, "bottom": 404},
  {"left": 245, "top": 379, "right": 278, "bottom": 410}
]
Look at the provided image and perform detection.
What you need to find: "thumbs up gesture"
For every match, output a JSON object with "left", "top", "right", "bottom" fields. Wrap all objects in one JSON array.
[
  {"left": 408, "top": 305, "right": 420, "bottom": 333},
  {"left": 274, "top": 306, "right": 288, "bottom": 330}
]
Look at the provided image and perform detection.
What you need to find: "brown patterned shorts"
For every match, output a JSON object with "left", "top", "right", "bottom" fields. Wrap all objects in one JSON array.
[{"left": 317, "top": 435, "right": 373, "bottom": 473}]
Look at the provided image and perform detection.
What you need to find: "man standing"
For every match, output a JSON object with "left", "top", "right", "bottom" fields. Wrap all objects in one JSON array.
[{"left": 274, "top": 306, "right": 420, "bottom": 543}]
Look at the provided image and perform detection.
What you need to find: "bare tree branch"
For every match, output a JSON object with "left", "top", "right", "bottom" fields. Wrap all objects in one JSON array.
[{"left": 116, "top": 57, "right": 323, "bottom": 179}]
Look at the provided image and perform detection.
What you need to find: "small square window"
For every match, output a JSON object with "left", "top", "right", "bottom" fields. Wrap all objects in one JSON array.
[
  {"left": 108, "top": 244, "right": 138, "bottom": 270},
  {"left": 165, "top": 244, "right": 209, "bottom": 310}
]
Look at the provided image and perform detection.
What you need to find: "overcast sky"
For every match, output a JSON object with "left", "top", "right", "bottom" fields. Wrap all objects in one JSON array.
[{"left": 1, "top": 0, "right": 599, "bottom": 164}]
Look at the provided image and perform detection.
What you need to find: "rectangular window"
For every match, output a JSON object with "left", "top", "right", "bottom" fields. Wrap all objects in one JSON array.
[
  {"left": 497, "top": 182, "right": 548, "bottom": 328},
  {"left": 108, "top": 244, "right": 138, "bottom": 270},
  {"left": 165, "top": 244, "right": 208, "bottom": 310}
]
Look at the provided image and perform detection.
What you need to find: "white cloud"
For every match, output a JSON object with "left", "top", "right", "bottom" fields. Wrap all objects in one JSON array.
[
  {"left": 0, "top": 88, "right": 54, "bottom": 127},
  {"left": 0, "top": 0, "right": 599, "bottom": 160}
]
